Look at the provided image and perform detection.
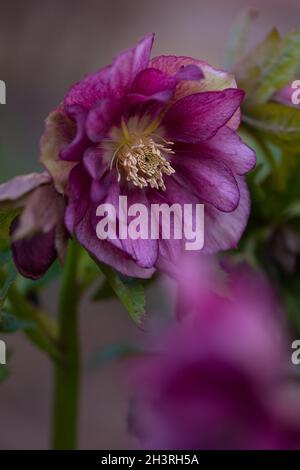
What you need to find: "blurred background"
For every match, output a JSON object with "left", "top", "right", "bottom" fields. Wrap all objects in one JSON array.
[{"left": 0, "top": 0, "right": 299, "bottom": 450}]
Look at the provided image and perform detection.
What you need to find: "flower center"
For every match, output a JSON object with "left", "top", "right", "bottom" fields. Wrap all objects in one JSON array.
[{"left": 115, "top": 136, "right": 175, "bottom": 191}]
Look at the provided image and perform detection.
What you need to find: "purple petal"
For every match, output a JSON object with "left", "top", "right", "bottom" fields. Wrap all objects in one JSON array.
[
  {"left": 90, "top": 176, "right": 110, "bottom": 203},
  {"left": 162, "top": 89, "right": 244, "bottom": 143},
  {"left": 107, "top": 34, "right": 154, "bottom": 99},
  {"left": 12, "top": 184, "right": 63, "bottom": 240},
  {"left": 64, "top": 163, "right": 90, "bottom": 232},
  {"left": 200, "top": 126, "right": 256, "bottom": 175},
  {"left": 0, "top": 172, "right": 51, "bottom": 208},
  {"left": 10, "top": 217, "right": 56, "bottom": 280},
  {"left": 174, "top": 153, "right": 240, "bottom": 212},
  {"left": 60, "top": 105, "right": 90, "bottom": 161},
  {"left": 86, "top": 98, "right": 122, "bottom": 142},
  {"left": 97, "top": 179, "right": 158, "bottom": 268},
  {"left": 203, "top": 176, "right": 250, "bottom": 253},
  {"left": 272, "top": 85, "right": 296, "bottom": 107},
  {"left": 120, "top": 188, "right": 158, "bottom": 268},
  {"left": 127, "top": 65, "right": 203, "bottom": 111},
  {"left": 75, "top": 206, "right": 155, "bottom": 279},
  {"left": 83, "top": 147, "right": 107, "bottom": 180},
  {"left": 131, "top": 67, "right": 177, "bottom": 96},
  {"left": 151, "top": 55, "right": 241, "bottom": 131},
  {"left": 175, "top": 64, "right": 204, "bottom": 81},
  {"left": 148, "top": 178, "right": 196, "bottom": 273},
  {"left": 125, "top": 90, "right": 173, "bottom": 106},
  {"left": 65, "top": 197, "right": 89, "bottom": 234},
  {"left": 65, "top": 35, "right": 154, "bottom": 110},
  {"left": 64, "top": 65, "right": 111, "bottom": 110}
]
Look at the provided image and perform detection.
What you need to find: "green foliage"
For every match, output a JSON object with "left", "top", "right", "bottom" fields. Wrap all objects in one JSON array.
[
  {"left": 94, "top": 261, "right": 146, "bottom": 328},
  {"left": 244, "top": 104, "right": 300, "bottom": 151},
  {"left": 0, "top": 253, "right": 17, "bottom": 313},
  {"left": 230, "top": 16, "right": 300, "bottom": 332},
  {"left": 0, "top": 312, "right": 34, "bottom": 333},
  {"left": 233, "top": 25, "right": 300, "bottom": 106},
  {"left": 224, "top": 9, "right": 258, "bottom": 69},
  {"left": 0, "top": 208, "right": 20, "bottom": 240}
]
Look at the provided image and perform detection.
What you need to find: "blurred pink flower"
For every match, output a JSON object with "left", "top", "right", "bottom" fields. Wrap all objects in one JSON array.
[{"left": 128, "top": 258, "right": 300, "bottom": 450}]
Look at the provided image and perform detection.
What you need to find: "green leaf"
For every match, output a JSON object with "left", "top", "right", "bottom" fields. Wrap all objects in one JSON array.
[
  {"left": 0, "top": 311, "right": 34, "bottom": 333},
  {"left": 0, "top": 258, "right": 17, "bottom": 311},
  {"left": 224, "top": 9, "right": 258, "bottom": 69},
  {"left": 235, "top": 28, "right": 281, "bottom": 96},
  {"left": 250, "top": 28, "right": 300, "bottom": 104},
  {"left": 92, "top": 279, "right": 115, "bottom": 301},
  {"left": 243, "top": 103, "right": 300, "bottom": 150},
  {"left": 97, "top": 262, "right": 146, "bottom": 328},
  {"left": 0, "top": 209, "right": 20, "bottom": 240}
]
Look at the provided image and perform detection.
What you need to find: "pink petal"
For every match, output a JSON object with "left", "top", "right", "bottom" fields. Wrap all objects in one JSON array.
[
  {"left": 83, "top": 147, "right": 107, "bottom": 180},
  {"left": 86, "top": 98, "right": 122, "bottom": 142},
  {"left": 151, "top": 55, "right": 240, "bottom": 129},
  {"left": 203, "top": 176, "right": 250, "bottom": 253},
  {"left": 174, "top": 155, "right": 240, "bottom": 212},
  {"left": 107, "top": 33, "right": 154, "bottom": 99},
  {"left": 0, "top": 172, "right": 51, "bottom": 209},
  {"left": 65, "top": 34, "right": 154, "bottom": 109},
  {"left": 201, "top": 126, "right": 256, "bottom": 175},
  {"left": 75, "top": 206, "right": 155, "bottom": 279},
  {"left": 162, "top": 89, "right": 244, "bottom": 143}
]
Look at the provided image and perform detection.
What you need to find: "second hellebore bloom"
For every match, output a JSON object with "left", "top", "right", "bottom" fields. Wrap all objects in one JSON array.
[
  {"left": 40, "top": 34, "right": 255, "bottom": 278},
  {"left": 0, "top": 173, "right": 67, "bottom": 279},
  {"left": 128, "top": 258, "right": 300, "bottom": 450}
]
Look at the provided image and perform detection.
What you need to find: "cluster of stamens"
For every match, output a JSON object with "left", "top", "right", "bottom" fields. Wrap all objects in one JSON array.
[{"left": 115, "top": 137, "right": 175, "bottom": 191}]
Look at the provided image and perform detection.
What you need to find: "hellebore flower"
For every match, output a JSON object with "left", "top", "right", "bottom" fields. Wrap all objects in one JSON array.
[
  {"left": 0, "top": 172, "right": 67, "bottom": 279},
  {"left": 128, "top": 258, "right": 300, "bottom": 450},
  {"left": 40, "top": 34, "right": 255, "bottom": 278}
]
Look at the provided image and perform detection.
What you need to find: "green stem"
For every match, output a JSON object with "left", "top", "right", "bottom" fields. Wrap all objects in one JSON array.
[
  {"left": 52, "top": 239, "right": 81, "bottom": 450},
  {"left": 0, "top": 270, "right": 61, "bottom": 362}
]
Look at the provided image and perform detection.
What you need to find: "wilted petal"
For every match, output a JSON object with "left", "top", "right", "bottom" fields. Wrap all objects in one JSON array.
[
  {"left": 0, "top": 172, "right": 51, "bottom": 210},
  {"left": 60, "top": 105, "right": 90, "bottom": 161},
  {"left": 162, "top": 89, "right": 244, "bottom": 143},
  {"left": 12, "top": 184, "right": 64, "bottom": 240},
  {"left": 40, "top": 107, "right": 77, "bottom": 193},
  {"left": 10, "top": 217, "right": 56, "bottom": 280}
]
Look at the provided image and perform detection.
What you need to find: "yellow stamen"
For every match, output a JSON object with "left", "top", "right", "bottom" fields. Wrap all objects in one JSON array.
[{"left": 116, "top": 136, "right": 175, "bottom": 191}]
